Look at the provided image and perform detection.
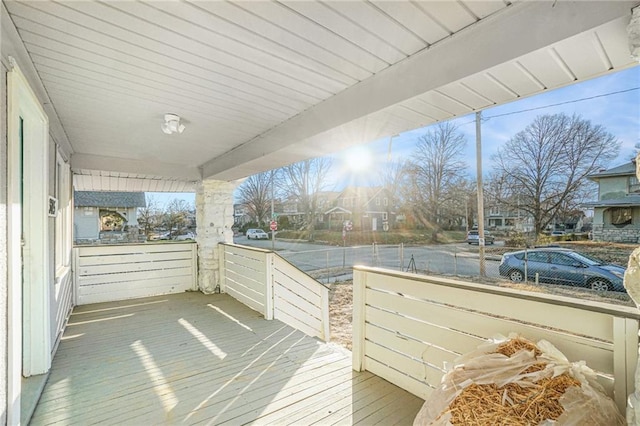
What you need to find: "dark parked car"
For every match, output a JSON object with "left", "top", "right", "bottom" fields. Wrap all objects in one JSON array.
[
  {"left": 498, "top": 247, "right": 626, "bottom": 292},
  {"left": 466, "top": 230, "right": 495, "bottom": 245}
]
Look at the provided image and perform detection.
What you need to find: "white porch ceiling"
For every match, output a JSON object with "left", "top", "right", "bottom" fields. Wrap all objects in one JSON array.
[{"left": 3, "top": 0, "right": 639, "bottom": 189}]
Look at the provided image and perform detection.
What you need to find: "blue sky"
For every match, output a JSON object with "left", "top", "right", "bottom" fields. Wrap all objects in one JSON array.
[
  {"left": 151, "top": 65, "right": 639, "bottom": 204},
  {"left": 333, "top": 66, "right": 639, "bottom": 187}
]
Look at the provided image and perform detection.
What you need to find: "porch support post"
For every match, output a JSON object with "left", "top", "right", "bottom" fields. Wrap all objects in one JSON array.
[
  {"left": 195, "top": 179, "right": 237, "bottom": 294},
  {"left": 624, "top": 152, "right": 640, "bottom": 423}
]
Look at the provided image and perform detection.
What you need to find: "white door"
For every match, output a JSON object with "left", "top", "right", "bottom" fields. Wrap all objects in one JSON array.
[
  {"left": 7, "top": 62, "right": 50, "bottom": 425},
  {"left": 372, "top": 217, "right": 377, "bottom": 231}
]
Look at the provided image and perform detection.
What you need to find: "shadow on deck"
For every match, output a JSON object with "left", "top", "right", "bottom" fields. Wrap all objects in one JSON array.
[{"left": 31, "top": 292, "right": 423, "bottom": 425}]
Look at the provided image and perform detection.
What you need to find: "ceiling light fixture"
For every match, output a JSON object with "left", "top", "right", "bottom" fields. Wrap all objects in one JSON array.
[{"left": 161, "top": 113, "right": 185, "bottom": 134}]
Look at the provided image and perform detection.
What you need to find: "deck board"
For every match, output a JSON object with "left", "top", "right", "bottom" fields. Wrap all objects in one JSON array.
[{"left": 31, "top": 292, "right": 423, "bottom": 425}]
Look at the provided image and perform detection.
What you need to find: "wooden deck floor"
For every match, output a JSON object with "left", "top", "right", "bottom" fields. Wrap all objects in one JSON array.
[{"left": 31, "top": 292, "right": 424, "bottom": 425}]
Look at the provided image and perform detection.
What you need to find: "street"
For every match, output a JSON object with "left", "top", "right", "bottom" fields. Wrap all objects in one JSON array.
[{"left": 233, "top": 235, "right": 503, "bottom": 282}]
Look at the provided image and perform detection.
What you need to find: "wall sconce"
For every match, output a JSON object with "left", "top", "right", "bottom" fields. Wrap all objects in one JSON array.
[{"left": 161, "top": 113, "right": 185, "bottom": 134}]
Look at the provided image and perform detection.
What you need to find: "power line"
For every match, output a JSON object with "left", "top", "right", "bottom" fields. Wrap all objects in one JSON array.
[
  {"left": 484, "top": 87, "right": 640, "bottom": 120},
  {"left": 453, "top": 87, "right": 639, "bottom": 127}
]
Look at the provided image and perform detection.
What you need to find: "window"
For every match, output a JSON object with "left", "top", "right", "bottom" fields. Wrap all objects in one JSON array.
[
  {"left": 383, "top": 198, "right": 388, "bottom": 206},
  {"left": 489, "top": 206, "right": 500, "bottom": 216},
  {"left": 610, "top": 207, "right": 632, "bottom": 227},
  {"left": 549, "top": 253, "right": 576, "bottom": 266},
  {"left": 54, "top": 150, "right": 71, "bottom": 277},
  {"left": 382, "top": 212, "right": 388, "bottom": 221},
  {"left": 527, "top": 252, "right": 549, "bottom": 263},
  {"left": 488, "top": 218, "right": 502, "bottom": 227},
  {"left": 629, "top": 176, "right": 640, "bottom": 193}
]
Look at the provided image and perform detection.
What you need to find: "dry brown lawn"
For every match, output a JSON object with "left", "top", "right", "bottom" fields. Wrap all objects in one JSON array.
[{"left": 326, "top": 282, "right": 354, "bottom": 350}]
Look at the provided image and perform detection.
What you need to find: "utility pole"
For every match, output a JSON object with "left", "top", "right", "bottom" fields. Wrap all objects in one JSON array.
[
  {"left": 476, "top": 111, "right": 486, "bottom": 277},
  {"left": 271, "top": 170, "right": 275, "bottom": 250}
]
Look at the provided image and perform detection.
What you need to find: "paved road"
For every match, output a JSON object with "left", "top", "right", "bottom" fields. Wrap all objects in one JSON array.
[{"left": 233, "top": 235, "right": 503, "bottom": 281}]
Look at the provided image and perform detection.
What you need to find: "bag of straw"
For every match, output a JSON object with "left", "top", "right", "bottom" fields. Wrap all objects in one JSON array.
[{"left": 414, "top": 334, "right": 624, "bottom": 425}]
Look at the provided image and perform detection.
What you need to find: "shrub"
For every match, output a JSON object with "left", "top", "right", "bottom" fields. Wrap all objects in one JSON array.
[{"left": 504, "top": 231, "right": 532, "bottom": 248}]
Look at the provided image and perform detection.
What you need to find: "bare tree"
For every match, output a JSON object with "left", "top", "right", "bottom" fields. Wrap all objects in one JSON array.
[
  {"left": 492, "top": 113, "right": 619, "bottom": 235},
  {"left": 138, "top": 194, "right": 161, "bottom": 238},
  {"left": 279, "top": 158, "right": 333, "bottom": 239},
  {"left": 236, "top": 171, "right": 275, "bottom": 224},
  {"left": 404, "top": 122, "right": 467, "bottom": 238},
  {"left": 379, "top": 160, "right": 408, "bottom": 208},
  {"left": 163, "top": 199, "right": 193, "bottom": 239},
  {"left": 440, "top": 178, "right": 475, "bottom": 230}
]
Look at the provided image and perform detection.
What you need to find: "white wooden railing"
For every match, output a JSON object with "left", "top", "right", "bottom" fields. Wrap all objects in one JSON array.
[
  {"left": 218, "top": 243, "right": 271, "bottom": 316},
  {"left": 352, "top": 266, "right": 640, "bottom": 414},
  {"left": 219, "top": 243, "right": 330, "bottom": 341},
  {"left": 73, "top": 242, "right": 197, "bottom": 305}
]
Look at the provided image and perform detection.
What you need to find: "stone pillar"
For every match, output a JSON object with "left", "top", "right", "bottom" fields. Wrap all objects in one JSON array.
[{"left": 195, "top": 179, "right": 237, "bottom": 294}]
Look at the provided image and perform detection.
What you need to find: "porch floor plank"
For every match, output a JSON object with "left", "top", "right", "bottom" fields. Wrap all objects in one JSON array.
[{"left": 31, "top": 292, "right": 423, "bottom": 425}]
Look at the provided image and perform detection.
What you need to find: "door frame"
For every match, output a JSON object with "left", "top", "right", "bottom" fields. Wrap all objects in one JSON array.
[{"left": 7, "top": 59, "right": 50, "bottom": 425}]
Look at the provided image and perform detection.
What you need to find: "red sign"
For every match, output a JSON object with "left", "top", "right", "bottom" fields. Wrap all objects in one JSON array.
[{"left": 270, "top": 221, "right": 277, "bottom": 231}]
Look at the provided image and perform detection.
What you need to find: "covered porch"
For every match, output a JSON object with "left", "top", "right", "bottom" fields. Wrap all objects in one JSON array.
[
  {"left": 3, "top": 1, "right": 640, "bottom": 425},
  {"left": 30, "top": 292, "right": 422, "bottom": 425}
]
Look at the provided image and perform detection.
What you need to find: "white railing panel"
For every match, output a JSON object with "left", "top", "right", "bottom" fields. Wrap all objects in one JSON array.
[
  {"left": 219, "top": 244, "right": 269, "bottom": 316},
  {"left": 273, "top": 255, "right": 329, "bottom": 341},
  {"left": 219, "top": 243, "right": 330, "bottom": 342},
  {"left": 74, "top": 243, "right": 197, "bottom": 305},
  {"left": 365, "top": 288, "right": 614, "bottom": 376},
  {"left": 352, "top": 266, "right": 640, "bottom": 414},
  {"left": 77, "top": 248, "right": 194, "bottom": 266},
  {"left": 52, "top": 267, "right": 73, "bottom": 350},
  {"left": 77, "top": 276, "right": 193, "bottom": 305},
  {"left": 365, "top": 271, "right": 615, "bottom": 342}
]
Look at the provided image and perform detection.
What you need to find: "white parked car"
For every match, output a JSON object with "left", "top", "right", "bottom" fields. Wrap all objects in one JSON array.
[
  {"left": 246, "top": 228, "right": 269, "bottom": 240},
  {"left": 174, "top": 232, "right": 196, "bottom": 241}
]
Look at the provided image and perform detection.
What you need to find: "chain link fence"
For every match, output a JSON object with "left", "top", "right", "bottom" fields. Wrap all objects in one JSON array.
[
  {"left": 279, "top": 243, "right": 503, "bottom": 285},
  {"left": 279, "top": 243, "right": 632, "bottom": 294}
]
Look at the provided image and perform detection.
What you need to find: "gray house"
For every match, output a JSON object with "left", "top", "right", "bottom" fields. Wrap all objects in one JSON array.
[
  {"left": 74, "top": 191, "right": 146, "bottom": 244},
  {"left": 584, "top": 161, "right": 640, "bottom": 243}
]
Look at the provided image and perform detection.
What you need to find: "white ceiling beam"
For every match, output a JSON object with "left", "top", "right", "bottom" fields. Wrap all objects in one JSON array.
[
  {"left": 71, "top": 153, "right": 201, "bottom": 182},
  {"left": 202, "top": 1, "right": 638, "bottom": 181}
]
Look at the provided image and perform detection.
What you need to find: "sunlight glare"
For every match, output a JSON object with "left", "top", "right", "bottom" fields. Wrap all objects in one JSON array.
[
  {"left": 131, "top": 340, "right": 178, "bottom": 413},
  {"left": 343, "top": 145, "right": 372, "bottom": 173},
  {"left": 178, "top": 318, "right": 227, "bottom": 360}
]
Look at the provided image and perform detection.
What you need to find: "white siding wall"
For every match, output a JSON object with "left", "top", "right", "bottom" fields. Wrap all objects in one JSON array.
[{"left": 0, "top": 55, "right": 9, "bottom": 426}]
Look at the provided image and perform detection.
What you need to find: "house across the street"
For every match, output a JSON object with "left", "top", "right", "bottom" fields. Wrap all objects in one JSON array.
[
  {"left": 583, "top": 161, "right": 640, "bottom": 243},
  {"left": 74, "top": 191, "right": 147, "bottom": 244},
  {"left": 324, "top": 186, "right": 395, "bottom": 231}
]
